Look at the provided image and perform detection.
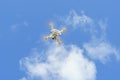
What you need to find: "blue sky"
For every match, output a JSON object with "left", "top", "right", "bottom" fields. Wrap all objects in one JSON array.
[{"left": 0, "top": 0, "right": 120, "bottom": 80}]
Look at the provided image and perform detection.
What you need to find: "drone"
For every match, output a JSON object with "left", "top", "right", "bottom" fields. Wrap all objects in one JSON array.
[{"left": 44, "top": 22, "right": 66, "bottom": 45}]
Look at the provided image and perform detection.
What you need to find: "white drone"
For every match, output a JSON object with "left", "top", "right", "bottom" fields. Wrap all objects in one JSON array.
[{"left": 44, "top": 22, "right": 66, "bottom": 45}]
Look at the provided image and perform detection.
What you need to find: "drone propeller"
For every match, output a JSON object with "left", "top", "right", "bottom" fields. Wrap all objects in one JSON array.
[
  {"left": 49, "top": 22, "right": 54, "bottom": 29},
  {"left": 61, "top": 27, "right": 67, "bottom": 33}
]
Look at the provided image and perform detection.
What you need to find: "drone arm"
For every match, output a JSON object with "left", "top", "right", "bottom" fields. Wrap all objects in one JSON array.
[
  {"left": 44, "top": 34, "right": 52, "bottom": 40},
  {"left": 60, "top": 28, "right": 66, "bottom": 34},
  {"left": 56, "top": 36, "right": 62, "bottom": 45}
]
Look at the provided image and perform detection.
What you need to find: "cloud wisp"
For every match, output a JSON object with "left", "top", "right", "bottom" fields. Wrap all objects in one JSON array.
[
  {"left": 11, "top": 21, "right": 29, "bottom": 32},
  {"left": 63, "top": 10, "right": 120, "bottom": 63},
  {"left": 83, "top": 39, "right": 120, "bottom": 63},
  {"left": 64, "top": 10, "right": 96, "bottom": 37},
  {"left": 20, "top": 44, "right": 96, "bottom": 80},
  {"left": 65, "top": 10, "right": 93, "bottom": 27}
]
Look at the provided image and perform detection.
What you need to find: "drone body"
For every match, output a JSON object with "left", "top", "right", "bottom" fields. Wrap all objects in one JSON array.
[{"left": 44, "top": 22, "right": 66, "bottom": 45}]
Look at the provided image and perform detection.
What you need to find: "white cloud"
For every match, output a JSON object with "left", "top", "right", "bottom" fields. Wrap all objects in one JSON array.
[
  {"left": 83, "top": 19, "right": 120, "bottom": 63},
  {"left": 65, "top": 10, "right": 93, "bottom": 28},
  {"left": 20, "top": 43, "right": 96, "bottom": 80},
  {"left": 63, "top": 10, "right": 120, "bottom": 63},
  {"left": 84, "top": 40, "right": 120, "bottom": 63},
  {"left": 64, "top": 10, "right": 97, "bottom": 37},
  {"left": 19, "top": 77, "right": 27, "bottom": 80}
]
